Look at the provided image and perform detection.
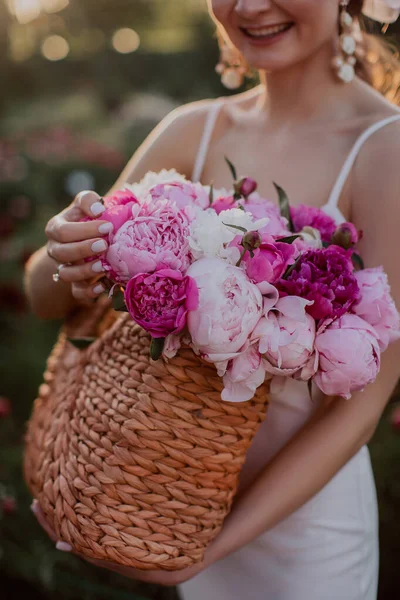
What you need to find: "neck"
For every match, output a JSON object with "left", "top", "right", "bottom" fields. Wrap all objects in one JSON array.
[{"left": 255, "top": 42, "right": 358, "bottom": 126}]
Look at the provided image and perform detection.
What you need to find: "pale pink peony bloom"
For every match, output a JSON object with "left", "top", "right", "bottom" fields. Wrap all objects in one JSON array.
[
  {"left": 186, "top": 258, "right": 263, "bottom": 363},
  {"left": 150, "top": 181, "right": 210, "bottom": 211},
  {"left": 244, "top": 193, "right": 289, "bottom": 236},
  {"left": 103, "top": 198, "right": 192, "bottom": 283},
  {"left": 253, "top": 296, "right": 317, "bottom": 378},
  {"left": 314, "top": 314, "right": 381, "bottom": 400},
  {"left": 353, "top": 267, "right": 400, "bottom": 351},
  {"left": 222, "top": 344, "right": 267, "bottom": 403}
]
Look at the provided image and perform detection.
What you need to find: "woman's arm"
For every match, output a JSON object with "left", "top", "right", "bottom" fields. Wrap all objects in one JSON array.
[
  {"left": 202, "top": 122, "right": 400, "bottom": 569},
  {"left": 24, "top": 101, "right": 211, "bottom": 319}
]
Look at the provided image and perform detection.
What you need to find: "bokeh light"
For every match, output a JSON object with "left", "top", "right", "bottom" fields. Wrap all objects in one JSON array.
[
  {"left": 112, "top": 28, "right": 140, "bottom": 54},
  {"left": 41, "top": 35, "right": 70, "bottom": 61}
]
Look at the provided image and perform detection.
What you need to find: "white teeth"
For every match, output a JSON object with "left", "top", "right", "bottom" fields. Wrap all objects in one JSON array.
[{"left": 244, "top": 24, "right": 291, "bottom": 37}]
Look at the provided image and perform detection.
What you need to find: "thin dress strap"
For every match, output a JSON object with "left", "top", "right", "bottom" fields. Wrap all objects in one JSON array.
[
  {"left": 326, "top": 114, "right": 400, "bottom": 210},
  {"left": 191, "top": 100, "right": 224, "bottom": 183}
]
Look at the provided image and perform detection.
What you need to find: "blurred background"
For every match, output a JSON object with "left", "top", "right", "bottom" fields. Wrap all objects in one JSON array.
[{"left": 0, "top": 1, "right": 399, "bottom": 599}]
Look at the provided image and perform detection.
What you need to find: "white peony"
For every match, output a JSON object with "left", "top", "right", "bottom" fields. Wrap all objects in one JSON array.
[
  {"left": 188, "top": 207, "right": 269, "bottom": 264},
  {"left": 126, "top": 169, "right": 187, "bottom": 197}
]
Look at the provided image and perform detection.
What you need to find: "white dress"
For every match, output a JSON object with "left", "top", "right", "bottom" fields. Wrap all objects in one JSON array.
[{"left": 178, "top": 101, "right": 400, "bottom": 600}]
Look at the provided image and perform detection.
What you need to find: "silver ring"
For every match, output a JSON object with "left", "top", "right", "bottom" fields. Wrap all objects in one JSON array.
[{"left": 52, "top": 264, "right": 66, "bottom": 283}]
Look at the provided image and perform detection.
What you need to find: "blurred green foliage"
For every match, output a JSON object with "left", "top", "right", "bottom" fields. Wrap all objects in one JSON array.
[{"left": 0, "top": 1, "right": 399, "bottom": 599}]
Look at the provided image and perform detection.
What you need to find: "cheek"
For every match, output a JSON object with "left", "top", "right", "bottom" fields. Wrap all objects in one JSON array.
[{"left": 209, "top": 0, "right": 234, "bottom": 26}]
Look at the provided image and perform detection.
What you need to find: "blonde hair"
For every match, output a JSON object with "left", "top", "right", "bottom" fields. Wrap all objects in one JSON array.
[{"left": 350, "top": 0, "right": 400, "bottom": 104}]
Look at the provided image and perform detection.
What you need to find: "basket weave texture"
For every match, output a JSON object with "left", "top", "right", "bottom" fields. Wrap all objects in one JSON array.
[{"left": 24, "top": 299, "right": 270, "bottom": 571}]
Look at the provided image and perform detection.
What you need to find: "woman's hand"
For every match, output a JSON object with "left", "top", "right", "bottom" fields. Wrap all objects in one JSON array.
[
  {"left": 45, "top": 190, "right": 113, "bottom": 304},
  {"left": 31, "top": 500, "right": 208, "bottom": 587}
]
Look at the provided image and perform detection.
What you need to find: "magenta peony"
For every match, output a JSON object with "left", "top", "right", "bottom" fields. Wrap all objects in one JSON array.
[
  {"left": 314, "top": 314, "right": 380, "bottom": 399},
  {"left": 103, "top": 198, "right": 193, "bottom": 283},
  {"left": 290, "top": 204, "right": 337, "bottom": 244},
  {"left": 124, "top": 269, "right": 199, "bottom": 338},
  {"left": 233, "top": 233, "right": 296, "bottom": 285},
  {"left": 104, "top": 189, "right": 139, "bottom": 209},
  {"left": 278, "top": 246, "right": 360, "bottom": 320},
  {"left": 186, "top": 257, "right": 263, "bottom": 361},
  {"left": 353, "top": 267, "right": 400, "bottom": 351}
]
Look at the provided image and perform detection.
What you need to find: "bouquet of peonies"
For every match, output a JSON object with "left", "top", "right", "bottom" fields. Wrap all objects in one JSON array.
[{"left": 90, "top": 161, "right": 400, "bottom": 403}]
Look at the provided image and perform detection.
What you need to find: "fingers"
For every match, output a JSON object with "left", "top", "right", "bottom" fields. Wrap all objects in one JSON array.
[
  {"left": 46, "top": 217, "right": 113, "bottom": 244},
  {"left": 31, "top": 500, "right": 73, "bottom": 552},
  {"left": 74, "top": 190, "right": 106, "bottom": 218},
  {"left": 71, "top": 280, "right": 106, "bottom": 303},
  {"left": 57, "top": 259, "right": 106, "bottom": 283},
  {"left": 31, "top": 500, "right": 59, "bottom": 544},
  {"left": 47, "top": 237, "right": 108, "bottom": 264}
]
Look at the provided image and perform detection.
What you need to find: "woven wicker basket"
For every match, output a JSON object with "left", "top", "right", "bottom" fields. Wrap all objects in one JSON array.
[{"left": 24, "top": 298, "right": 270, "bottom": 571}]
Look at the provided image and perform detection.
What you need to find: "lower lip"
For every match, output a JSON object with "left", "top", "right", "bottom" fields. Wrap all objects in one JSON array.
[{"left": 242, "top": 25, "right": 294, "bottom": 47}]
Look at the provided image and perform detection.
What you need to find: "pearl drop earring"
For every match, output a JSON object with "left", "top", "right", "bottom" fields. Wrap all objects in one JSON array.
[
  {"left": 215, "top": 40, "right": 248, "bottom": 90},
  {"left": 332, "top": 0, "right": 357, "bottom": 83}
]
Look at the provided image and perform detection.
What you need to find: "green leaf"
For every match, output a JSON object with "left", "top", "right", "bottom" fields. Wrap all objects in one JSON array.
[
  {"left": 225, "top": 156, "right": 238, "bottom": 181},
  {"left": 282, "top": 255, "right": 302, "bottom": 280},
  {"left": 112, "top": 287, "right": 128, "bottom": 312},
  {"left": 276, "top": 235, "right": 300, "bottom": 244},
  {"left": 273, "top": 182, "right": 294, "bottom": 232},
  {"left": 222, "top": 222, "right": 248, "bottom": 233},
  {"left": 352, "top": 252, "right": 365, "bottom": 271},
  {"left": 67, "top": 337, "right": 96, "bottom": 349},
  {"left": 307, "top": 379, "right": 313, "bottom": 402},
  {"left": 150, "top": 337, "right": 165, "bottom": 361},
  {"left": 208, "top": 182, "right": 214, "bottom": 206}
]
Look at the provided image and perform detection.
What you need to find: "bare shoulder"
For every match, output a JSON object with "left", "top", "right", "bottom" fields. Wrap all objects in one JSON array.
[
  {"left": 112, "top": 89, "right": 261, "bottom": 188},
  {"left": 353, "top": 110, "right": 400, "bottom": 218}
]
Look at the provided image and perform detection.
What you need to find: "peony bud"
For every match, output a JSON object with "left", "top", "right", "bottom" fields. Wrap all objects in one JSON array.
[
  {"left": 331, "top": 222, "right": 360, "bottom": 249},
  {"left": 234, "top": 177, "right": 258, "bottom": 199},
  {"left": 1, "top": 496, "right": 16, "bottom": 515},
  {"left": 242, "top": 230, "right": 262, "bottom": 253},
  {"left": 390, "top": 405, "right": 400, "bottom": 433},
  {"left": 0, "top": 397, "right": 11, "bottom": 419}
]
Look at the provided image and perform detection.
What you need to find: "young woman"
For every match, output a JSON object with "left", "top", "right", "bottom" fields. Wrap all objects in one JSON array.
[{"left": 26, "top": 1, "right": 400, "bottom": 598}]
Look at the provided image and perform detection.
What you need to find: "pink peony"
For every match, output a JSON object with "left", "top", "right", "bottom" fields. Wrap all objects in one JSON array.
[
  {"left": 124, "top": 269, "right": 199, "bottom": 338},
  {"left": 186, "top": 257, "right": 263, "bottom": 362},
  {"left": 314, "top": 314, "right": 381, "bottom": 399},
  {"left": 103, "top": 198, "right": 192, "bottom": 283},
  {"left": 244, "top": 193, "right": 289, "bottom": 236},
  {"left": 253, "top": 296, "right": 317, "bottom": 378},
  {"left": 236, "top": 177, "right": 258, "bottom": 198},
  {"left": 233, "top": 233, "right": 296, "bottom": 285},
  {"left": 222, "top": 344, "right": 266, "bottom": 403},
  {"left": 212, "top": 195, "right": 236, "bottom": 215},
  {"left": 278, "top": 246, "right": 360, "bottom": 321},
  {"left": 353, "top": 267, "right": 400, "bottom": 351},
  {"left": 150, "top": 181, "right": 210, "bottom": 211},
  {"left": 290, "top": 204, "right": 337, "bottom": 244},
  {"left": 211, "top": 192, "right": 289, "bottom": 236},
  {"left": 104, "top": 189, "right": 139, "bottom": 209},
  {"left": 331, "top": 222, "right": 360, "bottom": 249}
]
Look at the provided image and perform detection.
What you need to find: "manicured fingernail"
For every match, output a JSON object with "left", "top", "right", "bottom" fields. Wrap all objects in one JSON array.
[
  {"left": 91, "top": 202, "right": 105, "bottom": 217},
  {"left": 91, "top": 240, "right": 107, "bottom": 253},
  {"left": 56, "top": 541, "right": 72, "bottom": 552},
  {"left": 93, "top": 284, "right": 105, "bottom": 295},
  {"left": 92, "top": 260, "right": 104, "bottom": 273},
  {"left": 98, "top": 222, "right": 113, "bottom": 234},
  {"left": 30, "top": 500, "right": 39, "bottom": 514}
]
